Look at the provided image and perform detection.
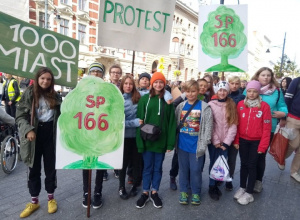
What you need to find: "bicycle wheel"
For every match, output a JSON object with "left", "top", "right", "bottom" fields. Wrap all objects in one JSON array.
[{"left": 1, "top": 135, "right": 18, "bottom": 174}]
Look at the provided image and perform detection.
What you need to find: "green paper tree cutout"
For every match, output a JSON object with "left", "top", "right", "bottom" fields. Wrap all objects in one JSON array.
[
  {"left": 58, "top": 76, "right": 124, "bottom": 169},
  {"left": 200, "top": 5, "right": 247, "bottom": 72}
]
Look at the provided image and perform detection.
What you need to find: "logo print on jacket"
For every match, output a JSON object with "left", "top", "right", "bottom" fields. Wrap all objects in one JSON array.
[{"left": 256, "top": 111, "right": 262, "bottom": 118}]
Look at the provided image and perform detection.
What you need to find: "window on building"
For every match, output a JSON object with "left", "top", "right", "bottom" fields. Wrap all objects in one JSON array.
[
  {"left": 188, "top": 24, "right": 191, "bottom": 35},
  {"left": 171, "top": 37, "right": 179, "bottom": 53},
  {"left": 151, "top": 60, "right": 158, "bottom": 73},
  {"left": 60, "top": 19, "right": 69, "bottom": 36},
  {"left": 60, "top": 0, "right": 68, "bottom": 4},
  {"left": 78, "top": 24, "right": 86, "bottom": 44},
  {"left": 176, "top": 17, "right": 179, "bottom": 24},
  {"left": 78, "top": 0, "right": 86, "bottom": 10},
  {"left": 193, "top": 26, "right": 196, "bottom": 37},
  {"left": 185, "top": 68, "right": 188, "bottom": 81},
  {"left": 180, "top": 39, "right": 185, "bottom": 54},
  {"left": 187, "top": 44, "right": 190, "bottom": 56},
  {"left": 39, "top": 12, "right": 50, "bottom": 28},
  {"left": 190, "top": 45, "right": 194, "bottom": 56}
]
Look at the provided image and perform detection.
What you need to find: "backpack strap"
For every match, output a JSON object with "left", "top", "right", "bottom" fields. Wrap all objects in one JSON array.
[{"left": 276, "top": 88, "right": 280, "bottom": 105}]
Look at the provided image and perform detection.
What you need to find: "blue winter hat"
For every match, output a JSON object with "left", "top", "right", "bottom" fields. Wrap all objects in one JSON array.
[{"left": 139, "top": 72, "right": 151, "bottom": 81}]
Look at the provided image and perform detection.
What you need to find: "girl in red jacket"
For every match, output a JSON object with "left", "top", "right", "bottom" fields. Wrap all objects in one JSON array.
[{"left": 233, "top": 80, "right": 272, "bottom": 205}]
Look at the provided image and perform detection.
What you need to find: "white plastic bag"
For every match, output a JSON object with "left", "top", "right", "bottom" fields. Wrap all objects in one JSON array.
[
  {"left": 210, "top": 155, "right": 232, "bottom": 182},
  {"left": 274, "top": 125, "right": 297, "bottom": 140}
]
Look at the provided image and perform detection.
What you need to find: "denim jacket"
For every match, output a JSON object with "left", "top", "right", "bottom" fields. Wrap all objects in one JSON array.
[{"left": 123, "top": 93, "right": 140, "bottom": 138}]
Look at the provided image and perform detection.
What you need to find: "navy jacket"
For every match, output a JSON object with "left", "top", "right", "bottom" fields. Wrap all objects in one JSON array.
[
  {"left": 228, "top": 90, "right": 245, "bottom": 105},
  {"left": 285, "top": 77, "right": 300, "bottom": 118}
]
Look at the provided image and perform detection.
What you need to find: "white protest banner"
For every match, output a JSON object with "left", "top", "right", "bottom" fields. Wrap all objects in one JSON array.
[
  {"left": 98, "top": 0, "right": 176, "bottom": 55},
  {"left": 0, "top": 12, "right": 79, "bottom": 87},
  {"left": 56, "top": 76, "right": 125, "bottom": 169},
  {"left": 198, "top": 5, "right": 248, "bottom": 72}
]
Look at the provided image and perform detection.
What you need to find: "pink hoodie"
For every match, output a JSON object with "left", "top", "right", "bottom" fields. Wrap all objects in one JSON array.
[{"left": 208, "top": 100, "right": 237, "bottom": 146}]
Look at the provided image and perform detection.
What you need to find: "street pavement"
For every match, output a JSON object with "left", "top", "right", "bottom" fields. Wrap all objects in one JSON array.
[{"left": 0, "top": 149, "right": 300, "bottom": 220}]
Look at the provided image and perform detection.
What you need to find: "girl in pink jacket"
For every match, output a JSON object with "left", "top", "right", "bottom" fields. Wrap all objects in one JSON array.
[{"left": 208, "top": 81, "right": 238, "bottom": 201}]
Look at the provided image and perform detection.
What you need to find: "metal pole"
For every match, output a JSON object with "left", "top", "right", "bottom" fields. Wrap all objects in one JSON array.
[
  {"left": 45, "top": 0, "right": 48, "bottom": 29},
  {"left": 87, "top": 170, "right": 92, "bottom": 218},
  {"left": 220, "top": 0, "right": 224, "bottom": 79},
  {"left": 131, "top": 51, "right": 135, "bottom": 74},
  {"left": 279, "top": 32, "right": 286, "bottom": 75}
]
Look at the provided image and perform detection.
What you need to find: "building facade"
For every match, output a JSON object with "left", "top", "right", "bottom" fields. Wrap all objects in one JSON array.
[
  {"left": 28, "top": 0, "right": 203, "bottom": 81},
  {"left": 25, "top": 0, "right": 273, "bottom": 82}
]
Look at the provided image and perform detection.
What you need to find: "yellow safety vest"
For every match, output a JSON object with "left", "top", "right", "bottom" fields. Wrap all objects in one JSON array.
[{"left": 3, "top": 79, "right": 21, "bottom": 102}]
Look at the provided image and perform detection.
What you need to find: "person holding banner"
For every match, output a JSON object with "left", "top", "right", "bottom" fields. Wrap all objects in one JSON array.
[
  {"left": 2, "top": 73, "right": 21, "bottom": 118},
  {"left": 16, "top": 67, "right": 61, "bottom": 218},
  {"left": 82, "top": 62, "right": 106, "bottom": 209},
  {"left": 136, "top": 72, "right": 176, "bottom": 209}
]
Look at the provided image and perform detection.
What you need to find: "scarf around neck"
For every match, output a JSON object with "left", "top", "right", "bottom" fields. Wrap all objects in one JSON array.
[
  {"left": 244, "top": 97, "right": 261, "bottom": 108},
  {"left": 260, "top": 84, "right": 276, "bottom": 95}
]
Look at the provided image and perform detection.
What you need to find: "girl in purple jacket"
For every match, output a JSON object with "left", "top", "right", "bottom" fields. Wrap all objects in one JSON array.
[{"left": 208, "top": 81, "right": 238, "bottom": 201}]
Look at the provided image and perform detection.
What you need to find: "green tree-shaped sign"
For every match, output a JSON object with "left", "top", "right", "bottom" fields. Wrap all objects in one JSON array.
[
  {"left": 200, "top": 5, "right": 247, "bottom": 72},
  {"left": 58, "top": 76, "right": 124, "bottom": 169}
]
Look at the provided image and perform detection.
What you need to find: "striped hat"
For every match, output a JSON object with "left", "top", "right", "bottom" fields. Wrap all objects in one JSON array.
[{"left": 88, "top": 62, "right": 105, "bottom": 75}]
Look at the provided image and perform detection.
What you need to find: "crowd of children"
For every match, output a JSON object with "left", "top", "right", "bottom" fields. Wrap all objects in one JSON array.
[{"left": 1, "top": 63, "right": 298, "bottom": 218}]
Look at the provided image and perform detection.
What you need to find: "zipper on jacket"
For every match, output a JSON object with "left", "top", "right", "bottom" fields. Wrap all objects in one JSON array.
[{"left": 245, "top": 108, "right": 251, "bottom": 137}]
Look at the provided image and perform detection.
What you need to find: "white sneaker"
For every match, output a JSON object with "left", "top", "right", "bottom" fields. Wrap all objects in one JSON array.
[
  {"left": 291, "top": 172, "right": 300, "bottom": 183},
  {"left": 233, "top": 187, "right": 245, "bottom": 200},
  {"left": 237, "top": 192, "right": 254, "bottom": 205},
  {"left": 253, "top": 180, "right": 263, "bottom": 193},
  {"left": 277, "top": 163, "right": 285, "bottom": 170}
]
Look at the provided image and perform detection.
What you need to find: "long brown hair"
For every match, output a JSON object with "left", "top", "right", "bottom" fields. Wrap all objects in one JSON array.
[
  {"left": 251, "top": 67, "right": 280, "bottom": 88},
  {"left": 120, "top": 75, "right": 141, "bottom": 104},
  {"left": 203, "top": 74, "right": 215, "bottom": 100},
  {"left": 225, "top": 97, "right": 238, "bottom": 126},
  {"left": 150, "top": 87, "right": 165, "bottom": 99},
  {"left": 33, "top": 67, "right": 57, "bottom": 109}
]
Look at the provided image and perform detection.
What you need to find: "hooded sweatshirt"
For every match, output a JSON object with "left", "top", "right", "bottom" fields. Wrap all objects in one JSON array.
[{"left": 136, "top": 94, "right": 176, "bottom": 153}]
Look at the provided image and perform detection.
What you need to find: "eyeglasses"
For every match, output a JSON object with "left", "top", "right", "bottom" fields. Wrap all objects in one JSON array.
[
  {"left": 110, "top": 71, "right": 121, "bottom": 75},
  {"left": 91, "top": 70, "right": 103, "bottom": 74}
]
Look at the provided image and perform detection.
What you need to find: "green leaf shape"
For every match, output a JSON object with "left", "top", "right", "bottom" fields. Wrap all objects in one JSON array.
[
  {"left": 63, "top": 160, "right": 114, "bottom": 169},
  {"left": 200, "top": 5, "right": 247, "bottom": 59},
  {"left": 58, "top": 76, "right": 124, "bottom": 167},
  {"left": 206, "top": 63, "right": 245, "bottom": 72}
]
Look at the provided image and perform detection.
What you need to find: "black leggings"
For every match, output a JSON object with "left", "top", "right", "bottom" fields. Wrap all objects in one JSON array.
[
  {"left": 119, "top": 138, "right": 142, "bottom": 188},
  {"left": 28, "top": 121, "right": 56, "bottom": 197},
  {"left": 82, "top": 170, "right": 104, "bottom": 195},
  {"left": 256, "top": 132, "right": 274, "bottom": 181}
]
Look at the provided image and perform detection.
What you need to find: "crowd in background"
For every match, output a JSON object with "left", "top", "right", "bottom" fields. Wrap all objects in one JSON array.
[{"left": 0, "top": 65, "right": 299, "bottom": 218}]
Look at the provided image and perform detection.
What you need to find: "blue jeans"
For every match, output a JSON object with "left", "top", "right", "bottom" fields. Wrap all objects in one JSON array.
[
  {"left": 178, "top": 148, "right": 204, "bottom": 195},
  {"left": 142, "top": 151, "right": 165, "bottom": 192},
  {"left": 208, "top": 144, "right": 228, "bottom": 186}
]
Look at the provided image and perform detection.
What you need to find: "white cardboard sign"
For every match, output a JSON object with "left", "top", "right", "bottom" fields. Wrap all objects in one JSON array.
[
  {"left": 98, "top": 0, "right": 176, "bottom": 55},
  {"left": 198, "top": 5, "right": 248, "bottom": 72}
]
